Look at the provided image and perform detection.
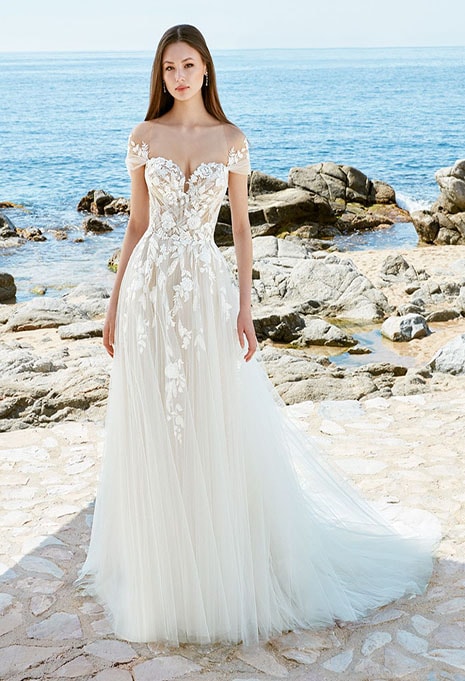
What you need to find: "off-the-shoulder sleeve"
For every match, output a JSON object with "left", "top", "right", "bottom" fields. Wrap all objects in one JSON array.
[
  {"left": 125, "top": 133, "right": 150, "bottom": 174},
  {"left": 227, "top": 137, "right": 251, "bottom": 175}
]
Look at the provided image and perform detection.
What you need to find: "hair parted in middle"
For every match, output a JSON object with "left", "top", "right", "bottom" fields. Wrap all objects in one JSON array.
[{"left": 145, "top": 24, "right": 231, "bottom": 124}]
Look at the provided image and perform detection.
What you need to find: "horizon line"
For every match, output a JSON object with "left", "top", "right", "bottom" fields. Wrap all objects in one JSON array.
[{"left": 1, "top": 44, "right": 465, "bottom": 55}]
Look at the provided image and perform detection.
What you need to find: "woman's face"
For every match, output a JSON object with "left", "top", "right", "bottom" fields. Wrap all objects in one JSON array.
[{"left": 162, "top": 41, "right": 206, "bottom": 100}]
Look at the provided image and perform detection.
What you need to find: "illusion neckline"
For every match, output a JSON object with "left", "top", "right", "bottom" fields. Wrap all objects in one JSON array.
[{"left": 146, "top": 156, "right": 227, "bottom": 187}]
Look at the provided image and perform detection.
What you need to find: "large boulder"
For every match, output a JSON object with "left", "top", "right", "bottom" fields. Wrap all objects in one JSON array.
[
  {"left": 249, "top": 187, "right": 334, "bottom": 229},
  {"left": 429, "top": 334, "right": 465, "bottom": 375},
  {"left": 283, "top": 255, "right": 392, "bottom": 321},
  {"left": 412, "top": 160, "right": 465, "bottom": 244},
  {"left": 0, "top": 272, "right": 16, "bottom": 303},
  {"left": 435, "top": 160, "right": 465, "bottom": 213},
  {"left": 249, "top": 171, "right": 288, "bottom": 196},
  {"left": 5, "top": 298, "right": 89, "bottom": 331}
]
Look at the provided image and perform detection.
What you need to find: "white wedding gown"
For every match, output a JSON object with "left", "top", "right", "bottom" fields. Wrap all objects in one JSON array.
[{"left": 75, "top": 128, "right": 438, "bottom": 647}]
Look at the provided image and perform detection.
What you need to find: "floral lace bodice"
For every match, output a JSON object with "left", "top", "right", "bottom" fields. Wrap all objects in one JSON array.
[
  {"left": 125, "top": 133, "right": 250, "bottom": 243},
  {"left": 119, "top": 131, "right": 251, "bottom": 442}
]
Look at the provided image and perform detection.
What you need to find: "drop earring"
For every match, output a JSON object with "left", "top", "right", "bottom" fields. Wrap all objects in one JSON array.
[
  {"left": 204, "top": 71, "right": 209, "bottom": 87},
  {"left": 162, "top": 81, "right": 166, "bottom": 93}
]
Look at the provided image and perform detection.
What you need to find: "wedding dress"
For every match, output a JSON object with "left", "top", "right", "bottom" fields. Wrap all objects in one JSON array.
[{"left": 75, "top": 125, "right": 438, "bottom": 647}]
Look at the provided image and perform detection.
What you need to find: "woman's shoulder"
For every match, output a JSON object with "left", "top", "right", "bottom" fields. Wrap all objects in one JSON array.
[
  {"left": 222, "top": 122, "right": 248, "bottom": 150},
  {"left": 128, "top": 120, "right": 158, "bottom": 143}
]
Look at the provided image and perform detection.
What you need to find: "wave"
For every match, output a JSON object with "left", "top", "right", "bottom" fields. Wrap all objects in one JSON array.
[{"left": 396, "top": 192, "right": 433, "bottom": 214}]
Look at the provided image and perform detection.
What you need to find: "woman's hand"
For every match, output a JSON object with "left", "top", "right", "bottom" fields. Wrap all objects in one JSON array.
[
  {"left": 103, "top": 302, "right": 117, "bottom": 357},
  {"left": 237, "top": 308, "right": 257, "bottom": 362}
]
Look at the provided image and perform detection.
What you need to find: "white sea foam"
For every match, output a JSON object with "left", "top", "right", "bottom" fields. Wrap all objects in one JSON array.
[{"left": 396, "top": 192, "right": 433, "bottom": 214}]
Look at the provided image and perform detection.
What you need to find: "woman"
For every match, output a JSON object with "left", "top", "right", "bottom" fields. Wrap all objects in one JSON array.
[{"left": 76, "top": 24, "right": 438, "bottom": 647}]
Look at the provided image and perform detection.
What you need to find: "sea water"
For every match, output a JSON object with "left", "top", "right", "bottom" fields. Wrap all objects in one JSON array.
[{"left": 1, "top": 47, "right": 464, "bottom": 300}]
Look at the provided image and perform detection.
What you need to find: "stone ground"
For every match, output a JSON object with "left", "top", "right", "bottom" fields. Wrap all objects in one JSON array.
[{"left": 1, "top": 383, "right": 465, "bottom": 681}]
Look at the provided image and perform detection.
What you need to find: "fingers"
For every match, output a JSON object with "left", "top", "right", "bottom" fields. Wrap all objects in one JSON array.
[
  {"left": 103, "top": 323, "right": 114, "bottom": 358},
  {"left": 238, "top": 324, "right": 257, "bottom": 362}
]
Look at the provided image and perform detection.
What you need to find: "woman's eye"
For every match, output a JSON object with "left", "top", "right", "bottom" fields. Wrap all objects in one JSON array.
[
  {"left": 165, "top": 66, "right": 173, "bottom": 71},
  {"left": 185, "top": 63, "right": 194, "bottom": 68}
]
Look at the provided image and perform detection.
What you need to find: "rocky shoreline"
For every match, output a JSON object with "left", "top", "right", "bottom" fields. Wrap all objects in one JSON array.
[
  {"left": 1, "top": 241, "right": 465, "bottom": 432},
  {"left": 1, "top": 160, "right": 465, "bottom": 431}
]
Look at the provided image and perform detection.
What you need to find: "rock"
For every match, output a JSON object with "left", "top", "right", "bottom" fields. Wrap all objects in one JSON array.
[
  {"left": 283, "top": 255, "right": 391, "bottom": 321},
  {"left": 83, "top": 216, "right": 113, "bottom": 233},
  {"left": 381, "top": 314, "right": 431, "bottom": 342},
  {"left": 296, "top": 317, "right": 356, "bottom": 347},
  {"left": 429, "top": 334, "right": 465, "bottom": 374},
  {"left": 425, "top": 649, "right": 465, "bottom": 671},
  {"left": 371, "top": 179, "right": 396, "bottom": 204},
  {"left": 0, "top": 214, "right": 18, "bottom": 238},
  {"left": 426, "top": 308, "right": 461, "bottom": 322},
  {"left": 249, "top": 170, "right": 288, "bottom": 196},
  {"left": 77, "top": 189, "right": 97, "bottom": 212},
  {"left": 5, "top": 298, "right": 89, "bottom": 331},
  {"left": 412, "top": 160, "right": 465, "bottom": 244},
  {"left": 31, "top": 285, "right": 47, "bottom": 295},
  {"left": 58, "top": 320, "right": 104, "bottom": 340},
  {"left": 253, "top": 308, "right": 305, "bottom": 343},
  {"left": 20, "top": 556, "right": 64, "bottom": 578},
  {"left": 411, "top": 210, "right": 440, "bottom": 243},
  {"left": 108, "top": 248, "right": 121, "bottom": 272},
  {"left": 214, "top": 222, "right": 233, "bottom": 246},
  {"left": 78, "top": 189, "right": 115, "bottom": 214},
  {"left": 250, "top": 187, "right": 334, "bottom": 230},
  {"left": 435, "top": 159, "right": 465, "bottom": 212},
  {"left": 51, "top": 229, "right": 68, "bottom": 240},
  {"left": 17, "top": 227, "right": 46, "bottom": 241},
  {"left": 379, "top": 254, "right": 418, "bottom": 282},
  {"left": 0, "top": 272, "right": 16, "bottom": 302},
  {"left": 104, "top": 197, "right": 130, "bottom": 215}
]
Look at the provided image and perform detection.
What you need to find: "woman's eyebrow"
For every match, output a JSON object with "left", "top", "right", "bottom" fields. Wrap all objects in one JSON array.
[{"left": 162, "top": 57, "right": 196, "bottom": 64}]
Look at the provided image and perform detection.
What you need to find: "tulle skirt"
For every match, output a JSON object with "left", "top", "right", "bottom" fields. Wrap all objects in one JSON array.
[{"left": 75, "top": 235, "right": 438, "bottom": 646}]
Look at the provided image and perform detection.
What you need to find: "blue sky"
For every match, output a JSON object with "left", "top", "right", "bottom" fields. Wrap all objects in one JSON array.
[{"left": 3, "top": 0, "right": 465, "bottom": 51}]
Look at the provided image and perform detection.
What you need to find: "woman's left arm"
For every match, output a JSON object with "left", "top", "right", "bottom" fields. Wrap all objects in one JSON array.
[{"left": 228, "top": 171, "right": 258, "bottom": 362}]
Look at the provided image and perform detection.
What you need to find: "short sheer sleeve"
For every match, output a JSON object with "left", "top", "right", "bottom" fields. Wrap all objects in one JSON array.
[
  {"left": 125, "top": 133, "right": 150, "bottom": 175},
  {"left": 227, "top": 137, "right": 251, "bottom": 175}
]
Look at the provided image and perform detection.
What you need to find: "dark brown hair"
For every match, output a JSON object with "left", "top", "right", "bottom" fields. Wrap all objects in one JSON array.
[{"left": 145, "top": 24, "right": 231, "bottom": 123}]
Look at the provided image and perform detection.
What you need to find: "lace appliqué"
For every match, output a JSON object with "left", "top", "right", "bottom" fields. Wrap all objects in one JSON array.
[{"left": 121, "top": 147, "right": 238, "bottom": 444}]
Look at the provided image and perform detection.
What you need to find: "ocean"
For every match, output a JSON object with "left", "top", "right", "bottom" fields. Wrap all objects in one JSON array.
[{"left": 1, "top": 47, "right": 465, "bottom": 301}]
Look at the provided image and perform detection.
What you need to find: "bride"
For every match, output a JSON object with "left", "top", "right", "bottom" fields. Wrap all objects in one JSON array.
[{"left": 75, "top": 23, "right": 438, "bottom": 647}]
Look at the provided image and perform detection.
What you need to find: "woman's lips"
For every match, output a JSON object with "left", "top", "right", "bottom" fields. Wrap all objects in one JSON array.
[{"left": 176, "top": 85, "right": 188, "bottom": 91}]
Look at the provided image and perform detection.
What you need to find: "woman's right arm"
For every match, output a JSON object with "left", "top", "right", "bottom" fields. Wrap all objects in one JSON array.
[{"left": 103, "top": 165, "right": 149, "bottom": 357}]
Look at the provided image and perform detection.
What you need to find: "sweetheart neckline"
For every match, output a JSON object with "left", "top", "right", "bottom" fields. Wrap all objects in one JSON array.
[{"left": 145, "top": 156, "right": 227, "bottom": 185}]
